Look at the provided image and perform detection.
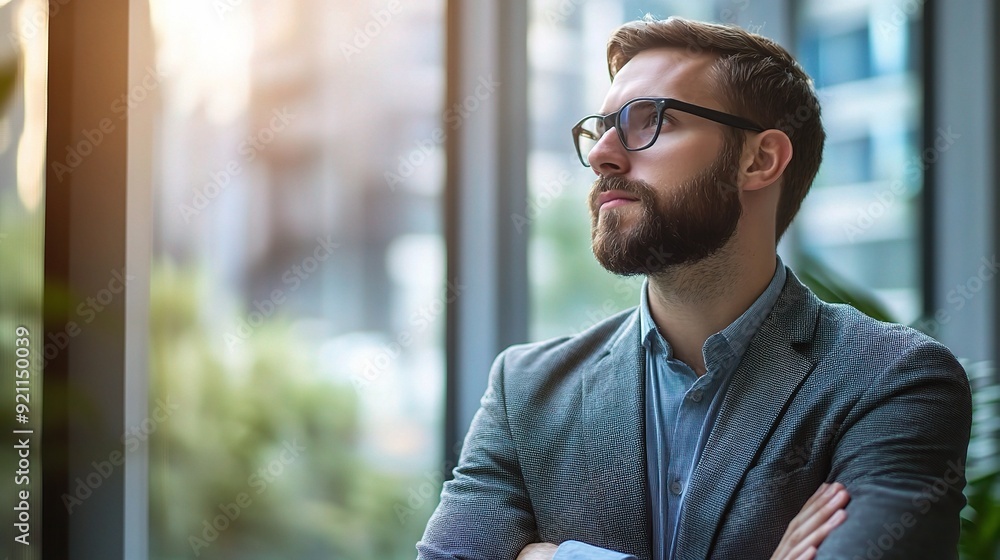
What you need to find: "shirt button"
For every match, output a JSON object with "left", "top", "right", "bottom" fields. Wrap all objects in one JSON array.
[
  {"left": 670, "top": 480, "right": 683, "bottom": 495},
  {"left": 689, "top": 389, "right": 703, "bottom": 402}
]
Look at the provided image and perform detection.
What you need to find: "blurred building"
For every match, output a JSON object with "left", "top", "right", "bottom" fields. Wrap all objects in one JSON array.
[{"left": 149, "top": 0, "right": 446, "bottom": 473}]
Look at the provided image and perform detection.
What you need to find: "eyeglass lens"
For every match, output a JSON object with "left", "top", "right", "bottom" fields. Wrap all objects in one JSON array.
[{"left": 575, "top": 99, "right": 660, "bottom": 163}]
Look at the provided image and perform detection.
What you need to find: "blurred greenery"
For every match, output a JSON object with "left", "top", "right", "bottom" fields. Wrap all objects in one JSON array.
[
  {"left": 961, "top": 361, "right": 1000, "bottom": 560},
  {"left": 0, "top": 54, "right": 42, "bottom": 552},
  {"left": 529, "top": 181, "right": 643, "bottom": 340},
  {"left": 0, "top": 57, "right": 15, "bottom": 110},
  {"left": 148, "top": 261, "right": 437, "bottom": 559},
  {"left": 794, "top": 253, "right": 895, "bottom": 323}
]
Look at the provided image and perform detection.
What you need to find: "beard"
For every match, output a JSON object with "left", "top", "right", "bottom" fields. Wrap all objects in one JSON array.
[{"left": 588, "top": 137, "right": 744, "bottom": 276}]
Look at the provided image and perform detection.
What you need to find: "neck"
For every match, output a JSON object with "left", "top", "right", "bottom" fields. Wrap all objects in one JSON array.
[{"left": 645, "top": 240, "right": 777, "bottom": 376}]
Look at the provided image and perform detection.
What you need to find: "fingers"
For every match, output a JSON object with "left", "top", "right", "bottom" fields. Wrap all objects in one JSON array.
[
  {"left": 796, "top": 483, "right": 844, "bottom": 522},
  {"left": 516, "top": 543, "right": 559, "bottom": 560},
  {"left": 786, "top": 484, "right": 849, "bottom": 554},
  {"left": 791, "top": 546, "right": 816, "bottom": 560},
  {"left": 772, "top": 482, "right": 850, "bottom": 559}
]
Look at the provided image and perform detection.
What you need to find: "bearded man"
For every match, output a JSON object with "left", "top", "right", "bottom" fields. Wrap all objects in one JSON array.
[{"left": 417, "top": 16, "right": 970, "bottom": 560}]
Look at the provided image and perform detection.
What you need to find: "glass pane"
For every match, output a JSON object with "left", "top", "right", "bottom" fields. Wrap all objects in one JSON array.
[
  {"left": 0, "top": 1, "right": 45, "bottom": 558},
  {"left": 791, "top": 0, "right": 923, "bottom": 324},
  {"left": 621, "top": 99, "right": 659, "bottom": 149},
  {"left": 146, "top": 1, "right": 445, "bottom": 558},
  {"left": 527, "top": 1, "right": 717, "bottom": 341}
]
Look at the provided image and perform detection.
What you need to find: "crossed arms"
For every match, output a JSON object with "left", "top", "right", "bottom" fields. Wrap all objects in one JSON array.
[{"left": 417, "top": 338, "right": 971, "bottom": 559}]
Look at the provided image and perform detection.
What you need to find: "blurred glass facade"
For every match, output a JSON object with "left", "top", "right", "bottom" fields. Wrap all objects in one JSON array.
[
  {"left": 792, "top": 0, "right": 923, "bottom": 324},
  {"left": 146, "top": 0, "right": 444, "bottom": 557},
  {"left": 527, "top": 0, "right": 924, "bottom": 340}
]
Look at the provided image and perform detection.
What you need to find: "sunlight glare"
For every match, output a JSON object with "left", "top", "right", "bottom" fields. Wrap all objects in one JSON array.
[{"left": 148, "top": 0, "right": 252, "bottom": 125}]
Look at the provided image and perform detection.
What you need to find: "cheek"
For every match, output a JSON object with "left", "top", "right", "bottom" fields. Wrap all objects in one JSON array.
[{"left": 633, "top": 132, "right": 724, "bottom": 185}]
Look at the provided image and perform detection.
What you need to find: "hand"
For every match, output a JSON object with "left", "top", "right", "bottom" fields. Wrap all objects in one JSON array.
[
  {"left": 517, "top": 542, "right": 558, "bottom": 560},
  {"left": 770, "top": 482, "right": 850, "bottom": 560}
]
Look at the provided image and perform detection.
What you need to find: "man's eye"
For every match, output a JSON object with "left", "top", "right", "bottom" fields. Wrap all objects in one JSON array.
[{"left": 658, "top": 112, "right": 679, "bottom": 129}]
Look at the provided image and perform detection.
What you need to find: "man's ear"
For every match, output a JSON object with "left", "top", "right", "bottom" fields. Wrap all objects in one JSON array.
[{"left": 740, "top": 129, "right": 793, "bottom": 192}]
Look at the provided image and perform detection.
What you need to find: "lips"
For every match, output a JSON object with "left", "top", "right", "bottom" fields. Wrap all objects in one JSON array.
[{"left": 597, "top": 189, "right": 640, "bottom": 210}]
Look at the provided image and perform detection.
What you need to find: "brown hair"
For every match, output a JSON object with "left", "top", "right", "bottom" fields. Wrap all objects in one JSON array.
[{"left": 607, "top": 16, "right": 825, "bottom": 241}]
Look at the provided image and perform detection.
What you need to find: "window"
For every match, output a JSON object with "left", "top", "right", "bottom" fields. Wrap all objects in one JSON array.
[
  {"left": 790, "top": 0, "right": 924, "bottom": 324},
  {"left": 146, "top": 1, "right": 445, "bottom": 557}
]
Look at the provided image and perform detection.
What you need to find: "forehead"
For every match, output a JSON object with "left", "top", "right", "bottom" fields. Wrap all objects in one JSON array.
[{"left": 602, "top": 47, "right": 720, "bottom": 112}]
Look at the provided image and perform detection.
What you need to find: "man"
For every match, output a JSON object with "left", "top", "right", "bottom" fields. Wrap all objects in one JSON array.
[{"left": 418, "top": 16, "right": 971, "bottom": 560}]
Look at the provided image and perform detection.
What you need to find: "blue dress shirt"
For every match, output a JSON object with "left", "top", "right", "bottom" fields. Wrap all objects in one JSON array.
[{"left": 553, "top": 257, "right": 786, "bottom": 560}]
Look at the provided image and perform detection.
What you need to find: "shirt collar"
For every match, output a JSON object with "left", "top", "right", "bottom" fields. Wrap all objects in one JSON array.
[{"left": 639, "top": 255, "right": 787, "bottom": 369}]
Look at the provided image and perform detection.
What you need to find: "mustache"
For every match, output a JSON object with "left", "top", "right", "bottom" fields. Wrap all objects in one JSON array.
[
  {"left": 589, "top": 175, "right": 656, "bottom": 213},
  {"left": 592, "top": 175, "right": 654, "bottom": 197}
]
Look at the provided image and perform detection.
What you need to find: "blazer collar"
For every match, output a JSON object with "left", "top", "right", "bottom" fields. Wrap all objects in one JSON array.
[
  {"left": 674, "top": 269, "right": 821, "bottom": 557},
  {"left": 581, "top": 267, "right": 820, "bottom": 560},
  {"left": 583, "top": 309, "right": 652, "bottom": 558}
]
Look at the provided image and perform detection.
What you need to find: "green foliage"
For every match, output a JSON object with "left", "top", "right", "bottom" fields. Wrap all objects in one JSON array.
[
  {"left": 794, "top": 254, "right": 895, "bottom": 323},
  {"left": 529, "top": 186, "right": 643, "bottom": 340},
  {"left": 960, "top": 361, "right": 1000, "bottom": 560},
  {"left": 149, "top": 261, "right": 437, "bottom": 559},
  {"left": 0, "top": 57, "right": 15, "bottom": 110}
]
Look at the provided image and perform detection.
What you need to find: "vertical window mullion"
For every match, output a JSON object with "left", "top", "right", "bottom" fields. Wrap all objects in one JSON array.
[{"left": 444, "top": 0, "right": 529, "bottom": 470}]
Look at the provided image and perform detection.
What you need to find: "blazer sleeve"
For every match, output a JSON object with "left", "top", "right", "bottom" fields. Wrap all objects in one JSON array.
[
  {"left": 816, "top": 340, "right": 972, "bottom": 559},
  {"left": 417, "top": 349, "right": 539, "bottom": 560}
]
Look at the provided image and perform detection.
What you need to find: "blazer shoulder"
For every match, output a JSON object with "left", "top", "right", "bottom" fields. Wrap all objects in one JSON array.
[
  {"left": 813, "top": 301, "right": 964, "bottom": 378},
  {"left": 497, "top": 306, "right": 637, "bottom": 385}
]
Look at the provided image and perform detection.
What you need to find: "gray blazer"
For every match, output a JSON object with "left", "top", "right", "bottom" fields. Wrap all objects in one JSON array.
[{"left": 418, "top": 269, "right": 971, "bottom": 559}]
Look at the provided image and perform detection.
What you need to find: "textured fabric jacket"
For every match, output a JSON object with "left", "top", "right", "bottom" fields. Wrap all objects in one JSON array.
[{"left": 418, "top": 269, "right": 972, "bottom": 559}]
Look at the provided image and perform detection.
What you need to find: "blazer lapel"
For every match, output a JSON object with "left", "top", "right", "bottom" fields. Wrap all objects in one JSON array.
[
  {"left": 674, "top": 271, "right": 821, "bottom": 558},
  {"left": 582, "top": 309, "right": 652, "bottom": 559}
]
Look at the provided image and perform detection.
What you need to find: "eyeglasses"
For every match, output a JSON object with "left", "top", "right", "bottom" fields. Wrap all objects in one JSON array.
[{"left": 571, "top": 97, "right": 765, "bottom": 167}]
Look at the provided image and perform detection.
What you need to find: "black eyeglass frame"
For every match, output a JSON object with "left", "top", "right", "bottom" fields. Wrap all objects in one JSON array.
[{"left": 571, "top": 97, "right": 766, "bottom": 167}]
